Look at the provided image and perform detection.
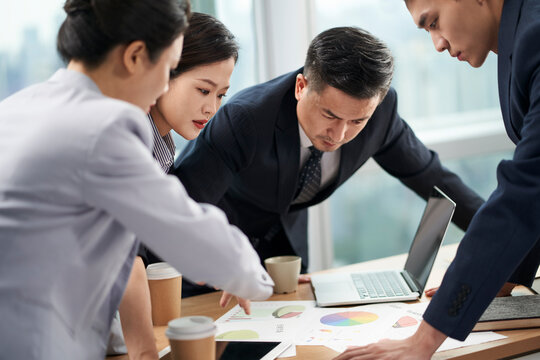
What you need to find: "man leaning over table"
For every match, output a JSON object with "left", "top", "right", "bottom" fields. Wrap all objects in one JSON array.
[
  {"left": 173, "top": 26, "right": 485, "bottom": 300},
  {"left": 335, "top": 0, "right": 540, "bottom": 359}
]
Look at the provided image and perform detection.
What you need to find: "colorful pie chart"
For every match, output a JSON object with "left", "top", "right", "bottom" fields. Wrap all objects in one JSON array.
[{"left": 320, "top": 311, "right": 379, "bottom": 326}]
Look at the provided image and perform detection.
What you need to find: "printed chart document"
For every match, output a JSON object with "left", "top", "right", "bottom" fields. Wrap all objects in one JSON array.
[
  {"left": 214, "top": 301, "right": 506, "bottom": 355},
  {"left": 321, "top": 302, "right": 506, "bottom": 354},
  {"left": 295, "top": 303, "right": 407, "bottom": 348},
  {"left": 215, "top": 301, "right": 316, "bottom": 342},
  {"left": 215, "top": 301, "right": 317, "bottom": 358}
]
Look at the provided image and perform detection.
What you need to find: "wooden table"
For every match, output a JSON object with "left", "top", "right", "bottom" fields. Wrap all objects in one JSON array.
[{"left": 108, "top": 244, "right": 540, "bottom": 359}]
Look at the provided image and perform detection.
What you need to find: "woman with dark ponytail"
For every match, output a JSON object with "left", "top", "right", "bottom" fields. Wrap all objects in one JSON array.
[
  {"left": 0, "top": 2, "right": 273, "bottom": 358},
  {"left": 56, "top": 0, "right": 190, "bottom": 110}
]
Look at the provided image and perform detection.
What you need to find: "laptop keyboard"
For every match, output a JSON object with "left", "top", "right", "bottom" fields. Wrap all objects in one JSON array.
[{"left": 351, "top": 271, "right": 412, "bottom": 299}]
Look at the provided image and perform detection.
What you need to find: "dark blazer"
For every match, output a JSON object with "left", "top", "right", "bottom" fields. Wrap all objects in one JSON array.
[
  {"left": 174, "top": 68, "right": 483, "bottom": 269},
  {"left": 423, "top": 0, "right": 540, "bottom": 341}
]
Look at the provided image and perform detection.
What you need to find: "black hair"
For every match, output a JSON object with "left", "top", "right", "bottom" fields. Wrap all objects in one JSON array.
[
  {"left": 169, "top": 12, "right": 239, "bottom": 79},
  {"left": 57, "top": 0, "right": 191, "bottom": 68},
  {"left": 304, "top": 26, "right": 394, "bottom": 100}
]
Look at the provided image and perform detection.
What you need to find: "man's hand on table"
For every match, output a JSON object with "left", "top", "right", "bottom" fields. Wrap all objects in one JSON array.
[
  {"left": 425, "top": 281, "right": 517, "bottom": 298},
  {"left": 332, "top": 321, "right": 446, "bottom": 360},
  {"left": 219, "top": 275, "right": 312, "bottom": 315},
  {"left": 345, "top": 280, "right": 517, "bottom": 360}
]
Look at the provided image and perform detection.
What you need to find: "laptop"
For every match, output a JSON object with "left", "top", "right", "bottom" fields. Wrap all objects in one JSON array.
[{"left": 311, "top": 186, "right": 456, "bottom": 306}]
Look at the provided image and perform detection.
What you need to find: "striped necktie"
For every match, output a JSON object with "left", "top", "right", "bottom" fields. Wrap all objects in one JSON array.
[{"left": 294, "top": 146, "right": 324, "bottom": 204}]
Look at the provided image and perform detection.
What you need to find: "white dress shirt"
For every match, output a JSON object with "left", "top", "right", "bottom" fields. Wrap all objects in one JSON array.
[
  {"left": 0, "top": 69, "right": 273, "bottom": 359},
  {"left": 298, "top": 123, "right": 341, "bottom": 190}
]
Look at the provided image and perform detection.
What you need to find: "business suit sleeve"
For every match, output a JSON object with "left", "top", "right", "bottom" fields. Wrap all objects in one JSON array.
[
  {"left": 173, "top": 103, "right": 257, "bottom": 204},
  {"left": 372, "top": 89, "right": 484, "bottom": 231},
  {"left": 81, "top": 110, "right": 273, "bottom": 300},
  {"left": 422, "top": 24, "right": 540, "bottom": 340}
]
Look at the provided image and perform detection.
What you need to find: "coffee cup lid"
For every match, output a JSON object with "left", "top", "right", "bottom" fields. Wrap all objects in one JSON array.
[
  {"left": 146, "top": 262, "right": 181, "bottom": 280},
  {"left": 166, "top": 316, "right": 217, "bottom": 340},
  {"left": 264, "top": 255, "right": 301, "bottom": 264}
]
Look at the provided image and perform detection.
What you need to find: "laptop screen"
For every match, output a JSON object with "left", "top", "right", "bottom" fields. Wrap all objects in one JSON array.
[{"left": 403, "top": 187, "right": 456, "bottom": 292}]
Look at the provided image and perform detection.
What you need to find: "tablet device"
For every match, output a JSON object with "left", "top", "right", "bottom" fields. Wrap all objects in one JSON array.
[{"left": 219, "top": 341, "right": 281, "bottom": 360}]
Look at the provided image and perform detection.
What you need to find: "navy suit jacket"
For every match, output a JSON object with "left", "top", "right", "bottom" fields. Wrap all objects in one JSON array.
[
  {"left": 423, "top": 0, "right": 540, "bottom": 341},
  {"left": 174, "top": 68, "right": 482, "bottom": 270}
]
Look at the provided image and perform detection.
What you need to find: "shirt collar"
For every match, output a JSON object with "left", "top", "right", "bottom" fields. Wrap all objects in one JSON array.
[
  {"left": 148, "top": 114, "right": 176, "bottom": 172},
  {"left": 298, "top": 123, "right": 313, "bottom": 149}
]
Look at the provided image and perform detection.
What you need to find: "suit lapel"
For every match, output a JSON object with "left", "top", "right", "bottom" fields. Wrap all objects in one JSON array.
[
  {"left": 498, "top": 0, "right": 524, "bottom": 143},
  {"left": 334, "top": 141, "right": 358, "bottom": 186},
  {"left": 276, "top": 88, "right": 301, "bottom": 212}
]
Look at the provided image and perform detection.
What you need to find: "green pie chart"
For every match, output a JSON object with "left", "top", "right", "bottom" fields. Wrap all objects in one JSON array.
[{"left": 272, "top": 305, "right": 306, "bottom": 318}]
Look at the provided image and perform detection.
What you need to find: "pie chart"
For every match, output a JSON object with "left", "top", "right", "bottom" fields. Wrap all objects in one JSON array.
[
  {"left": 272, "top": 305, "right": 306, "bottom": 318},
  {"left": 393, "top": 315, "right": 418, "bottom": 328},
  {"left": 320, "top": 311, "right": 378, "bottom": 326}
]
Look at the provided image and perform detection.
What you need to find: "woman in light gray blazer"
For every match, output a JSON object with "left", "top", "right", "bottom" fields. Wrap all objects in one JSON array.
[{"left": 0, "top": 1, "right": 272, "bottom": 359}]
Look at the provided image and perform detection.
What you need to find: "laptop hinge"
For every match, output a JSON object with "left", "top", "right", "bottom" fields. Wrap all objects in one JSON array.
[{"left": 401, "top": 271, "right": 419, "bottom": 293}]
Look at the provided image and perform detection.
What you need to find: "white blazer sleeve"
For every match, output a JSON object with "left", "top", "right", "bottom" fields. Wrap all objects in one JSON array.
[{"left": 81, "top": 111, "right": 273, "bottom": 300}]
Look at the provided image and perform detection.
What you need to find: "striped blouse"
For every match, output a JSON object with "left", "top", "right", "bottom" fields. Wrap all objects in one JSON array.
[{"left": 148, "top": 114, "right": 176, "bottom": 172}]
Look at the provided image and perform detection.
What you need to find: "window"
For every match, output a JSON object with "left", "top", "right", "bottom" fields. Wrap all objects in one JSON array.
[
  {"left": 330, "top": 151, "right": 512, "bottom": 266},
  {"left": 172, "top": 0, "right": 260, "bottom": 152},
  {"left": 0, "top": 0, "right": 259, "bottom": 104},
  {"left": 0, "top": 0, "right": 64, "bottom": 101},
  {"left": 313, "top": 0, "right": 499, "bottom": 125},
  {"left": 311, "top": 0, "right": 513, "bottom": 269}
]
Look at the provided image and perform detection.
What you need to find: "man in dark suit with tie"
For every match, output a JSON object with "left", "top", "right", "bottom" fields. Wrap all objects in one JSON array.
[
  {"left": 174, "top": 26, "right": 483, "bottom": 295},
  {"left": 334, "top": 1, "right": 540, "bottom": 359}
]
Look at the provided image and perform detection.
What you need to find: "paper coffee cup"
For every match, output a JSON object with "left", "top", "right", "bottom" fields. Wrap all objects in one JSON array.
[
  {"left": 264, "top": 255, "right": 301, "bottom": 294},
  {"left": 166, "top": 316, "right": 217, "bottom": 360},
  {"left": 146, "top": 262, "right": 182, "bottom": 326}
]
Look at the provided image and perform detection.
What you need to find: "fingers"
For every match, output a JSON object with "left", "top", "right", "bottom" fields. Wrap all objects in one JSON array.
[
  {"left": 332, "top": 335, "right": 435, "bottom": 360},
  {"left": 332, "top": 346, "right": 376, "bottom": 360},
  {"left": 424, "top": 287, "right": 438, "bottom": 297},
  {"left": 219, "top": 292, "right": 233, "bottom": 308},
  {"left": 238, "top": 298, "right": 251, "bottom": 315},
  {"left": 331, "top": 341, "right": 406, "bottom": 360},
  {"left": 332, "top": 346, "right": 360, "bottom": 360},
  {"left": 219, "top": 293, "right": 251, "bottom": 315},
  {"left": 298, "top": 274, "right": 311, "bottom": 283}
]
